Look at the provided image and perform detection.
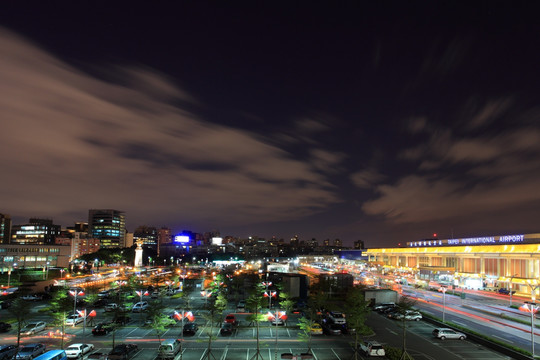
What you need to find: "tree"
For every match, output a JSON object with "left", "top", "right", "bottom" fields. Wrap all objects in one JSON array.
[
  {"left": 200, "top": 279, "right": 228, "bottom": 360},
  {"left": 47, "top": 289, "right": 74, "bottom": 349},
  {"left": 393, "top": 295, "right": 416, "bottom": 360},
  {"left": 344, "top": 286, "right": 371, "bottom": 360},
  {"left": 297, "top": 316, "right": 317, "bottom": 353},
  {"left": 278, "top": 291, "right": 294, "bottom": 324},
  {"left": 7, "top": 298, "right": 32, "bottom": 348},
  {"left": 246, "top": 283, "right": 267, "bottom": 360}
]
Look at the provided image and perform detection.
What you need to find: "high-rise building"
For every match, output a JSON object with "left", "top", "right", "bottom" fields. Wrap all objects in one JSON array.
[
  {"left": 11, "top": 218, "right": 61, "bottom": 245},
  {"left": 88, "top": 209, "right": 125, "bottom": 248},
  {"left": 334, "top": 238, "right": 342, "bottom": 247},
  {"left": 134, "top": 225, "right": 158, "bottom": 249},
  {"left": 0, "top": 213, "right": 11, "bottom": 244}
]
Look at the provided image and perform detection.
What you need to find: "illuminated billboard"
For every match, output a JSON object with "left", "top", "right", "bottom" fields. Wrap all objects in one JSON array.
[
  {"left": 174, "top": 235, "right": 190, "bottom": 243},
  {"left": 211, "top": 237, "right": 223, "bottom": 245}
]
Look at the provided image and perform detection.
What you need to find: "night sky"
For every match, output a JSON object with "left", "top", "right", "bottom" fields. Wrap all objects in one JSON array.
[{"left": 1, "top": 3, "right": 540, "bottom": 247}]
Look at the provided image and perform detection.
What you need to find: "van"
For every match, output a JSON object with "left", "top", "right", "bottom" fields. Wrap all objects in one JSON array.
[
  {"left": 34, "top": 350, "right": 67, "bottom": 360},
  {"left": 158, "top": 339, "right": 182, "bottom": 359}
]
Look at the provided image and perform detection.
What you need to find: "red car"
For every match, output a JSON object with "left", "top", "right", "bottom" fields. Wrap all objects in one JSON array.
[{"left": 224, "top": 314, "right": 237, "bottom": 325}]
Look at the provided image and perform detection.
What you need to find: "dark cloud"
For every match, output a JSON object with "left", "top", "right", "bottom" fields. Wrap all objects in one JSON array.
[{"left": 0, "top": 29, "right": 340, "bottom": 230}]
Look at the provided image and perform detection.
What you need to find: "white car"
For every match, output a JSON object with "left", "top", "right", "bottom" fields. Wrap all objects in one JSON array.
[
  {"left": 20, "top": 322, "right": 47, "bottom": 336},
  {"left": 65, "top": 314, "right": 86, "bottom": 326},
  {"left": 327, "top": 311, "right": 346, "bottom": 324},
  {"left": 132, "top": 301, "right": 149, "bottom": 312},
  {"left": 65, "top": 343, "right": 95, "bottom": 359}
]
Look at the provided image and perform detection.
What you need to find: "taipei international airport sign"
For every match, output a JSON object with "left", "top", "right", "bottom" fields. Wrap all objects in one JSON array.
[{"left": 407, "top": 234, "right": 525, "bottom": 247}]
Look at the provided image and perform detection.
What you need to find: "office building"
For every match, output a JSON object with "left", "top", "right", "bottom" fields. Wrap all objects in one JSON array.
[
  {"left": 88, "top": 209, "right": 125, "bottom": 248},
  {"left": 0, "top": 213, "right": 11, "bottom": 244},
  {"left": 11, "top": 218, "right": 61, "bottom": 245}
]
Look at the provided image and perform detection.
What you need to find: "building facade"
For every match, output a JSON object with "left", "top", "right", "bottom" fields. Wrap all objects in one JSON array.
[
  {"left": 11, "top": 218, "right": 61, "bottom": 245},
  {"left": 0, "top": 244, "right": 71, "bottom": 271},
  {"left": 0, "top": 213, "right": 11, "bottom": 244},
  {"left": 366, "top": 232, "right": 540, "bottom": 296},
  {"left": 88, "top": 209, "right": 125, "bottom": 248}
]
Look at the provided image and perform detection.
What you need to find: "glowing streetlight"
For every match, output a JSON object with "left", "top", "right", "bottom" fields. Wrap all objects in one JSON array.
[
  {"left": 69, "top": 289, "right": 85, "bottom": 317},
  {"left": 267, "top": 311, "right": 287, "bottom": 360},
  {"left": 200, "top": 290, "right": 212, "bottom": 307}
]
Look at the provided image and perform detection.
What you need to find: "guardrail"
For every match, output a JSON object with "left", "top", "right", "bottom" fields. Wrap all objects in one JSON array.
[{"left": 422, "top": 315, "right": 531, "bottom": 360}]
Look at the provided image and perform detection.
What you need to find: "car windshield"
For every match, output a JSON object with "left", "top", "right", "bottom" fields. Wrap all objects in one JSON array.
[{"left": 23, "top": 324, "right": 36, "bottom": 329}]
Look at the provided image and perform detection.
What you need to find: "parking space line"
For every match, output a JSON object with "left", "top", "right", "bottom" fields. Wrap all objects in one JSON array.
[{"left": 331, "top": 348, "right": 342, "bottom": 360}]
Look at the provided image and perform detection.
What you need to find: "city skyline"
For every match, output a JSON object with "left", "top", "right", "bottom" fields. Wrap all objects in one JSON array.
[{"left": 1, "top": 3, "right": 540, "bottom": 247}]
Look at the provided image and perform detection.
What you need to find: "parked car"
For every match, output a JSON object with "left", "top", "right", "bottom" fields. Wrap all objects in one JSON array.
[
  {"left": 224, "top": 314, "right": 237, "bottom": 325},
  {"left": 104, "top": 303, "right": 118, "bottom": 312},
  {"left": 113, "top": 315, "right": 130, "bottom": 326},
  {"left": 387, "top": 309, "right": 422, "bottom": 321},
  {"left": 0, "top": 345, "right": 18, "bottom": 360},
  {"left": 237, "top": 300, "right": 246, "bottom": 311},
  {"left": 337, "top": 323, "right": 356, "bottom": 334},
  {"left": 157, "top": 339, "right": 181, "bottom": 360},
  {"left": 182, "top": 322, "right": 198, "bottom": 336},
  {"left": 16, "top": 343, "right": 46, "bottom": 360},
  {"left": 322, "top": 322, "right": 342, "bottom": 335},
  {"left": 310, "top": 323, "right": 323, "bottom": 335},
  {"left": 107, "top": 344, "right": 138, "bottom": 360},
  {"left": 65, "top": 344, "right": 95, "bottom": 359},
  {"left": 0, "top": 322, "right": 12, "bottom": 333},
  {"left": 92, "top": 322, "right": 115, "bottom": 336},
  {"left": 0, "top": 300, "right": 12, "bottom": 309},
  {"left": 373, "top": 302, "right": 396, "bottom": 312},
  {"left": 498, "top": 288, "right": 516, "bottom": 295},
  {"left": 220, "top": 322, "right": 236, "bottom": 336},
  {"left": 432, "top": 328, "right": 467, "bottom": 340},
  {"left": 21, "top": 294, "right": 42, "bottom": 301},
  {"left": 65, "top": 314, "right": 85, "bottom": 326},
  {"left": 327, "top": 311, "right": 346, "bottom": 324},
  {"left": 359, "top": 341, "right": 385, "bottom": 357},
  {"left": 131, "top": 301, "right": 148, "bottom": 313},
  {"left": 20, "top": 322, "right": 47, "bottom": 336},
  {"left": 98, "top": 290, "right": 112, "bottom": 298}
]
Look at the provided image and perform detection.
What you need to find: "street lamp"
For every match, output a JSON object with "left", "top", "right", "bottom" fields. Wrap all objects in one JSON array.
[
  {"left": 509, "top": 274, "right": 518, "bottom": 307},
  {"left": 525, "top": 281, "right": 540, "bottom": 358},
  {"left": 440, "top": 286, "right": 448, "bottom": 323},
  {"left": 69, "top": 289, "right": 85, "bottom": 318},
  {"left": 200, "top": 290, "right": 211, "bottom": 307},
  {"left": 267, "top": 310, "right": 286, "bottom": 360},
  {"left": 7, "top": 268, "right": 11, "bottom": 287},
  {"left": 262, "top": 281, "right": 272, "bottom": 308}
]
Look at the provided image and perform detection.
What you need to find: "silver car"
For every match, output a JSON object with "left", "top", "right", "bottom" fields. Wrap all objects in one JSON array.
[
  {"left": 432, "top": 328, "right": 467, "bottom": 340},
  {"left": 20, "top": 322, "right": 47, "bottom": 336},
  {"left": 16, "top": 343, "right": 46, "bottom": 360}
]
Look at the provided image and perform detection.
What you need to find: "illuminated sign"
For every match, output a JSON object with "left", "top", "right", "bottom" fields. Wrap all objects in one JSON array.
[
  {"left": 174, "top": 235, "right": 190, "bottom": 243},
  {"left": 408, "top": 234, "right": 525, "bottom": 247},
  {"left": 211, "top": 237, "right": 223, "bottom": 245}
]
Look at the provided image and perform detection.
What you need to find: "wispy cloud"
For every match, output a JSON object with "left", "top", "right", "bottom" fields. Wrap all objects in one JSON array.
[{"left": 0, "top": 28, "right": 339, "bottom": 229}]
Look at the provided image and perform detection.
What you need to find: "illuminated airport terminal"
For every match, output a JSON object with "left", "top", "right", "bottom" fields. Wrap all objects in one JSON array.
[{"left": 365, "top": 233, "right": 540, "bottom": 296}]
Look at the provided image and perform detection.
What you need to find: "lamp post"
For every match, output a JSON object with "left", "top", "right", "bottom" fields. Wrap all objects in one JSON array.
[
  {"left": 7, "top": 268, "right": 11, "bottom": 287},
  {"left": 526, "top": 282, "right": 540, "bottom": 358},
  {"left": 200, "top": 290, "right": 211, "bottom": 307},
  {"left": 69, "top": 289, "right": 85, "bottom": 317},
  {"left": 509, "top": 274, "right": 518, "bottom": 307},
  {"left": 441, "top": 286, "right": 448, "bottom": 323},
  {"left": 262, "top": 281, "right": 272, "bottom": 309}
]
